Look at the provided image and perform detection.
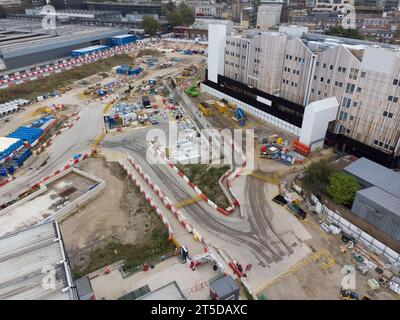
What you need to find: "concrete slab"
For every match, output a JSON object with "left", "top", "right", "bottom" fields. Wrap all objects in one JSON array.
[{"left": 90, "top": 256, "right": 219, "bottom": 300}]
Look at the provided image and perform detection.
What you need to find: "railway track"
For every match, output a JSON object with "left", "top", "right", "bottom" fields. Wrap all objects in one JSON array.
[{"left": 150, "top": 161, "right": 289, "bottom": 267}]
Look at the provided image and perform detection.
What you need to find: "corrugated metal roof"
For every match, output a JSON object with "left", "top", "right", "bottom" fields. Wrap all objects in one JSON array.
[
  {"left": 0, "top": 222, "right": 77, "bottom": 300},
  {"left": 344, "top": 157, "right": 400, "bottom": 199},
  {"left": 210, "top": 275, "right": 239, "bottom": 298},
  {"left": 357, "top": 186, "right": 400, "bottom": 217}
]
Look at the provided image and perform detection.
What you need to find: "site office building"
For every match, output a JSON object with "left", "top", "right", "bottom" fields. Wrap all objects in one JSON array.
[{"left": 205, "top": 24, "right": 400, "bottom": 168}]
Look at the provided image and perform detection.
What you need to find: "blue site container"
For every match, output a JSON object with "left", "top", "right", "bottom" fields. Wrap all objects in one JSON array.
[
  {"left": 7, "top": 126, "right": 44, "bottom": 145},
  {"left": 31, "top": 120, "right": 41, "bottom": 128},
  {"left": 109, "top": 34, "right": 137, "bottom": 47},
  {"left": 31, "top": 116, "right": 54, "bottom": 129},
  {"left": 0, "top": 138, "right": 23, "bottom": 162},
  {"left": 117, "top": 65, "right": 131, "bottom": 75},
  {"left": 0, "top": 168, "right": 7, "bottom": 177},
  {"left": 6, "top": 166, "right": 15, "bottom": 175},
  {"left": 128, "top": 67, "right": 142, "bottom": 76},
  {"left": 71, "top": 45, "right": 110, "bottom": 57},
  {"left": 16, "top": 149, "right": 32, "bottom": 167}
]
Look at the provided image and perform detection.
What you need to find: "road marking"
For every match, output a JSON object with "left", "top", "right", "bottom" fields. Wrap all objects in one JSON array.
[
  {"left": 255, "top": 249, "right": 335, "bottom": 294},
  {"left": 175, "top": 194, "right": 204, "bottom": 208},
  {"left": 249, "top": 172, "right": 280, "bottom": 185}
]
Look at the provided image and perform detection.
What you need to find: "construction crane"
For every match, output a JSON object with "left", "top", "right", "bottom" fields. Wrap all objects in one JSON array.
[{"left": 186, "top": 66, "right": 206, "bottom": 97}]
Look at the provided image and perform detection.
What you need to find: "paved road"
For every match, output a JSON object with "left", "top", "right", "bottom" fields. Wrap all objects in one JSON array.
[
  {"left": 102, "top": 121, "right": 297, "bottom": 268},
  {"left": 0, "top": 100, "right": 104, "bottom": 204},
  {"left": 0, "top": 52, "right": 200, "bottom": 204}
]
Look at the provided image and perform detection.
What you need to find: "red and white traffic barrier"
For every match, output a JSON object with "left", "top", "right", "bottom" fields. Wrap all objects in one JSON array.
[
  {"left": 126, "top": 155, "right": 205, "bottom": 243},
  {"left": 149, "top": 143, "right": 232, "bottom": 216},
  {"left": 0, "top": 176, "right": 14, "bottom": 188},
  {"left": 119, "top": 161, "right": 174, "bottom": 240},
  {"left": 0, "top": 43, "right": 141, "bottom": 89},
  {"left": 30, "top": 150, "right": 93, "bottom": 189}
]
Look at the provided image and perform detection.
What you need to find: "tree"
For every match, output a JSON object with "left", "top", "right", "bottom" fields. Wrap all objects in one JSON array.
[
  {"left": 162, "top": 1, "right": 176, "bottom": 16},
  {"left": 141, "top": 15, "right": 160, "bottom": 37},
  {"left": 327, "top": 172, "right": 360, "bottom": 206},
  {"left": 167, "top": 10, "right": 183, "bottom": 27},
  {"left": 325, "top": 26, "right": 364, "bottom": 40},
  {"left": 302, "top": 159, "right": 336, "bottom": 194},
  {"left": 179, "top": 2, "right": 195, "bottom": 26},
  {"left": 163, "top": 1, "right": 195, "bottom": 27}
]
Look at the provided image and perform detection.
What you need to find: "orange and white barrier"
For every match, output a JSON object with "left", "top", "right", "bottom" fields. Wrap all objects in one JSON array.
[{"left": 149, "top": 143, "right": 233, "bottom": 216}]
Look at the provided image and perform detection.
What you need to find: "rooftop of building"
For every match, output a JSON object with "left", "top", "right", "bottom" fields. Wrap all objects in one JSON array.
[
  {"left": 357, "top": 186, "right": 400, "bottom": 216},
  {"left": 84, "top": 1, "right": 161, "bottom": 6},
  {"left": 27, "top": 8, "right": 119, "bottom": 15},
  {"left": 210, "top": 275, "right": 239, "bottom": 297},
  {"left": 228, "top": 26, "right": 400, "bottom": 55},
  {"left": 174, "top": 18, "right": 232, "bottom": 30},
  {"left": 0, "top": 221, "right": 77, "bottom": 300},
  {"left": 0, "top": 19, "right": 127, "bottom": 55},
  {"left": 344, "top": 157, "right": 400, "bottom": 199}
]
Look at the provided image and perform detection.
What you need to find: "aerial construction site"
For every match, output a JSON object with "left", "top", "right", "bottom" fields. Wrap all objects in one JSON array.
[{"left": 0, "top": 30, "right": 399, "bottom": 303}]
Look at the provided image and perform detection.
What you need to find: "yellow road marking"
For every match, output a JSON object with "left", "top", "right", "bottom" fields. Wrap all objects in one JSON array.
[
  {"left": 249, "top": 172, "right": 280, "bottom": 185},
  {"left": 175, "top": 194, "right": 204, "bottom": 208},
  {"left": 255, "top": 249, "right": 335, "bottom": 294}
]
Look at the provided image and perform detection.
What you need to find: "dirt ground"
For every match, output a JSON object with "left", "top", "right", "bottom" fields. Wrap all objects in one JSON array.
[
  {"left": 60, "top": 157, "right": 170, "bottom": 275},
  {"left": 259, "top": 213, "right": 400, "bottom": 300}
]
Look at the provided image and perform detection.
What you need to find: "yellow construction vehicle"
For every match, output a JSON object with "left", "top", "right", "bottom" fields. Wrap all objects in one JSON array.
[
  {"left": 215, "top": 100, "right": 228, "bottom": 113},
  {"left": 182, "top": 69, "right": 191, "bottom": 77},
  {"left": 198, "top": 102, "right": 213, "bottom": 116}
]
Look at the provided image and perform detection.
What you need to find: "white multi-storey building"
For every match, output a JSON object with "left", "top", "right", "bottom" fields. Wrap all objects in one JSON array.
[{"left": 204, "top": 24, "right": 400, "bottom": 168}]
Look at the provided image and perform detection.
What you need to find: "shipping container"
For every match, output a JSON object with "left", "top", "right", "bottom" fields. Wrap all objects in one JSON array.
[
  {"left": 40, "top": 117, "right": 57, "bottom": 132},
  {"left": 15, "top": 149, "right": 32, "bottom": 167},
  {"left": 0, "top": 137, "right": 23, "bottom": 162},
  {"left": 7, "top": 126, "right": 44, "bottom": 145},
  {"left": 71, "top": 45, "right": 110, "bottom": 57},
  {"left": 109, "top": 34, "right": 137, "bottom": 47},
  {"left": 128, "top": 67, "right": 142, "bottom": 75},
  {"left": 0, "top": 168, "right": 7, "bottom": 177}
]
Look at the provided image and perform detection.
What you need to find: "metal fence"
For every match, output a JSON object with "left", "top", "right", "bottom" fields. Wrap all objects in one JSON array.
[
  {"left": 120, "top": 251, "right": 176, "bottom": 278},
  {"left": 311, "top": 194, "right": 400, "bottom": 264}
]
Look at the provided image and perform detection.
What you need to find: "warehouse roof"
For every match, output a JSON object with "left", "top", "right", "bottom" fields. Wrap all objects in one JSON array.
[
  {"left": 0, "top": 137, "right": 20, "bottom": 153},
  {"left": 344, "top": 157, "right": 400, "bottom": 199},
  {"left": 0, "top": 221, "right": 77, "bottom": 300},
  {"left": 357, "top": 186, "right": 400, "bottom": 217},
  {"left": 0, "top": 19, "right": 127, "bottom": 59}
]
